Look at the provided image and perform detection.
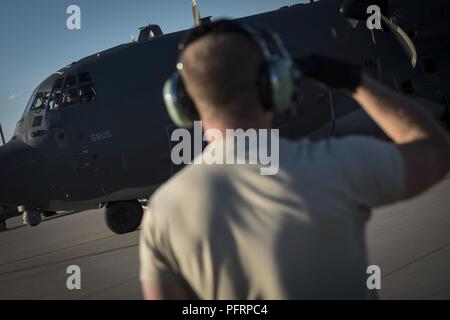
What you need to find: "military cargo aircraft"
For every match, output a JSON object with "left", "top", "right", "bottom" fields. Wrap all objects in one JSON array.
[{"left": 1, "top": 0, "right": 449, "bottom": 233}]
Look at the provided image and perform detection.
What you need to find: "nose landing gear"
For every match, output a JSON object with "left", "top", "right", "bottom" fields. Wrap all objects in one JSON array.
[
  {"left": 18, "top": 206, "right": 43, "bottom": 227},
  {"left": 23, "top": 209, "right": 42, "bottom": 227}
]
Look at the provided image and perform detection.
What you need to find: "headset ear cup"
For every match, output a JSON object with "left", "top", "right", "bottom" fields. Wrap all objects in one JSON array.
[
  {"left": 258, "top": 63, "right": 274, "bottom": 111},
  {"left": 267, "top": 58, "right": 296, "bottom": 113},
  {"left": 163, "top": 72, "right": 199, "bottom": 128}
]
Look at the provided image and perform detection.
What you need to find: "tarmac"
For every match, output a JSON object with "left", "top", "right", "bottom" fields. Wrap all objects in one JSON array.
[{"left": 0, "top": 177, "right": 449, "bottom": 300}]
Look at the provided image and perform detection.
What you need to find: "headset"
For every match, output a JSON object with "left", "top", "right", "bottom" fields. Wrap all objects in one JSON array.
[{"left": 162, "top": 19, "right": 300, "bottom": 128}]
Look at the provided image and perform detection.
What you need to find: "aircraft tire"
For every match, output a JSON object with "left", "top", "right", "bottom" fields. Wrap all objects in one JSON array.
[
  {"left": 105, "top": 200, "right": 144, "bottom": 234},
  {"left": 23, "top": 210, "right": 42, "bottom": 227},
  {"left": 0, "top": 219, "right": 6, "bottom": 232}
]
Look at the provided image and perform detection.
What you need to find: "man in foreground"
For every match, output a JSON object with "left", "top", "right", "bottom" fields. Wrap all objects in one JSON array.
[{"left": 140, "top": 20, "right": 450, "bottom": 299}]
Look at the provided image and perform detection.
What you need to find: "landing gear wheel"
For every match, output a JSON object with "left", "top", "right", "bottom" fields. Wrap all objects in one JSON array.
[
  {"left": 0, "top": 219, "right": 6, "bottom": 232},
  {"left": 105, "top": 200, "right": 144, "bottom": 234},
  {"left": 23, "top": 210, "right": 42, "bottom": 227}
]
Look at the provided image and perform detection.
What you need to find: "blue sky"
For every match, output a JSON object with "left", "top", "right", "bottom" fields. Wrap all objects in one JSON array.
[{"left": 0, "top": 0, "right": 304, "bottom": 140}]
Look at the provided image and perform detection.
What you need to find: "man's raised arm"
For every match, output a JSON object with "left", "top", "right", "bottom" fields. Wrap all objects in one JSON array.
[{"left": 298, "top": 55, "right": 450, "bottom": 198}]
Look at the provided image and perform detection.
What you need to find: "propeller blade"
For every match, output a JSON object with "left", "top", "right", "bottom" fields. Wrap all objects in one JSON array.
[{"left": 381, "top": 15, "right": 417, "bottom": 68}]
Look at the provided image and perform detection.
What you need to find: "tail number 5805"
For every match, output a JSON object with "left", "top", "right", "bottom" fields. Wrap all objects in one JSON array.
[{"left": 90, "top": 130, "right": 112, "bottom": 143}]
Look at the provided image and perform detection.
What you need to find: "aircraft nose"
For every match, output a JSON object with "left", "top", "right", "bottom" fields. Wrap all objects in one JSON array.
[{"left": 0, "top": 141, "right": 49, "bottom": 208}]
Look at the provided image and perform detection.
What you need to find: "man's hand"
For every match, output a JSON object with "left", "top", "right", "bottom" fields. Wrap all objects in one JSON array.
[{"left": 296, "top": 55, "right": 362, "bottom": 92}]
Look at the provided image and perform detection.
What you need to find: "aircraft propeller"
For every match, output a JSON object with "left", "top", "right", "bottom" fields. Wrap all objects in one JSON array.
[
  {"left": 379, "top": 15, "right": 417, "bottom": 67},
  {"left": 341, "top": 0, "right": 417, "bottom": 67}
]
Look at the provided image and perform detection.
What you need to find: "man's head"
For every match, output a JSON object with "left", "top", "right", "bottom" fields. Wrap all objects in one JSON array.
[
  {"left": 163, "top": 20, "right": 298, "bottom": 133},
  {"left": 179, "top": 24, "right": 271, "bottom": 130}
]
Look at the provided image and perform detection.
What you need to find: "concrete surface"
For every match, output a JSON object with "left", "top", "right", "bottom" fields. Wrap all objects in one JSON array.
[{"left": 1, "top": 177, "right": 449, "bottom": 300}]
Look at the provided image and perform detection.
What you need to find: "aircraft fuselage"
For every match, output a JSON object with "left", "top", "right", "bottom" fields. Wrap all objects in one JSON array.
[{"left": 1, "top": 0, "right": 449, "bottom": 214}]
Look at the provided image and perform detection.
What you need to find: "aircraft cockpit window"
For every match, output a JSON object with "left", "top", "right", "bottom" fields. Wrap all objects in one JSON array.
[
  {"left": 54, "top": 73, "right": 96, "bottom": 108},
  {"left": 53, "top": 78, "right": 63, "bottom": 89},
  {"left": 61, "top": 88, "right": 78, "bottom": 108},
  {"left": 79, "top": 84, "right": 97, "bottom": 104},
  {"left": 64, "top": 75, "right": 77, "bottom": 88},
  {"left": 77, "top": 72, "right": 97, "bottom": 104},
  {"left": 59, "top": 75, "right": 78, "bottom": 108},
  {"left": 47, "top": 78, "right": 63, "bottom": 110},
  {"left": 31, "top": 92, "right": 50, "bottom": 111},
  {"left": 78, "top": 72, "right": 92, "bottom": 84},
  {"left": 48, "top": 89, "right": 62, "bottom": 110}
]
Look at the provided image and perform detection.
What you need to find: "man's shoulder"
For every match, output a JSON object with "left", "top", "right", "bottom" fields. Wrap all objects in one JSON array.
[
  {"left": 151, "top": 135, "right": 390, "bottom": 204},
  {"left": 151, "top": 162, "right": 230, "bottom": 206},
  {"left": 280, "top": 135, "right": 390, "bottom": 155},
  {"left": 278, "top": 136, "right": 352, "bottom": 160},
  {"left": 278, "top": 135, "right": 399, "bottom": 174}
]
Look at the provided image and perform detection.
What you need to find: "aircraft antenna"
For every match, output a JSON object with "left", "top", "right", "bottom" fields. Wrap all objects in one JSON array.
[
  {"left": 192, "top": 0, "right": 202, "bottom": 26},
  {"left": 0, "top": 123, "right": 6, "bottom": 146}
]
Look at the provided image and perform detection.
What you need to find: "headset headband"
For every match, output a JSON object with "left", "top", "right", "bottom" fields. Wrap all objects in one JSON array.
[{"left": 162, "top": 19, "right": 299, "bottom": 128}]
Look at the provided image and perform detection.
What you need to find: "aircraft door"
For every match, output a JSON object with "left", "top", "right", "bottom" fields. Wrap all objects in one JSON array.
[
  {"left": 24, "top": 76, "right": 68, "bottom": 151},
  {"left": 45, "top": 73, "right": 103, "bottom": 203},
  {"left": 46, "top": 78, "right": 67, "bottom": 150}
]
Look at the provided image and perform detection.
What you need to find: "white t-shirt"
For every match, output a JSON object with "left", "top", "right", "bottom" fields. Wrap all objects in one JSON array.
[{"left": 140, "top": 136, "right": 405, "bottom": 299}]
